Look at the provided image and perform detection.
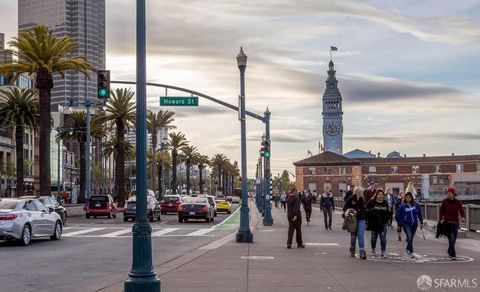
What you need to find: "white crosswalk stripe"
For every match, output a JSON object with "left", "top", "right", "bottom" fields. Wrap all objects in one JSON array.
[
  {"left": 186, "top": 228, "right": 214, "bottom": 236},
  {"left": 99, "top": 229, "right": 132, "bottom": 237},
  {"left": 63, "top": 228, "right": 107, "bottom": 237},
  {"left": 151, "top": 228, "right": 179, "bottom": 236},
  {"left": 61, "top": 227, "right": 218, "bottom": 238}
]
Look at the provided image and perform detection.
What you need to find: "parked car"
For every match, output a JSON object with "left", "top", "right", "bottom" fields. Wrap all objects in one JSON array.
[
  {"left": 178, "top": 197, "right": 215, "bottom": 223},
  {"left": 199, "top": 195, "right": 217, "bottom": 217},
  {"left": 160, "top": 195, "right": 181, "bottom": 214},
  {"left": 20, "top": 196, "right": 67, "bottom": 224},
  {"left": 86, "top": 195, "right": 117, "bottom": 219},
  {"left": 0, "top": 198, "right": 63, "bottom": 246},
  {"left": 215, "top": 199, "right": 232, "bottom": 214},
  {"left": 123, "top": 195, "right": 161, "bottom": 222}
]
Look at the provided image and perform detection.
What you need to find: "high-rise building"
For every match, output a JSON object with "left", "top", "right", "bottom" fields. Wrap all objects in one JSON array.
[
  {"left": 0, "top": 33, "right": 13, "bottom": 64},
  {"left": 18, "top": 0, "right": 105, "bottom": 108},
  {"left": 322, "top": 60, "right": 344, "bottom": 154}
]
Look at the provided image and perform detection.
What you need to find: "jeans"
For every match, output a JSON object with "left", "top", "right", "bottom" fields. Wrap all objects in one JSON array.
[
  {"left": 403, "top": 223, "right": 418, "bottom": 253},
  {"left": 447, "top": 223, "right": 460, "bottom": 257},
  {"left": 323, "top": 208, "right": 333, "bottom": 228},
  {"left": 350, "top": 219, "right": 366, "bottom": 251},
  {"left": 371, "top": 224, "right": 388, "bottom": 252},
  {"left": 304, "top": 207, "right": 312, "bottom": 222}
]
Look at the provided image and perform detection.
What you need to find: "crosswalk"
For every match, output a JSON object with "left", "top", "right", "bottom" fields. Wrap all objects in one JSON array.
[{"left": 62, "top": 226, "right": 222, "bottom": 238}]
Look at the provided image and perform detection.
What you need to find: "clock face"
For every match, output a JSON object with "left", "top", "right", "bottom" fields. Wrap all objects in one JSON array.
[{"left": 326, "top": 122, "right": 339, "bottom": 136}]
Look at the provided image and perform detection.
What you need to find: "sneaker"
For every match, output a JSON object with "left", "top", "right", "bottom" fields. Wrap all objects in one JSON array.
[
  {"left": 349, "top": 247, "right": 356, "bottom": 258},
  {"left": 298, "top": 243, "right": 306, "bottom": 248},
  {"left": 381, "top": 252, "right": 387, "bottom": 258},
  {"left": 307, "top": 221, "right": 310, "bottom": 226},
  {"left": 359, "top": 250, "right": 367, "bottom": 260},
  {"left": 287, "top": 245, "right": 291, "bottom": 249},
  {"left": 371, "top": 249, "right": 376, "bottom": 256},
  {"left": 409, "top": 252, "right": 415, "bottom": 259},
  {"left": 451, "top": 256, "right": 456, "bottom": 261}
]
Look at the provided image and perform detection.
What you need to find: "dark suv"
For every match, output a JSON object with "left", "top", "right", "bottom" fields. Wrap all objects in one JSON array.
[{"left": 123, "top": 195, "right": 161, "bottom": 222}]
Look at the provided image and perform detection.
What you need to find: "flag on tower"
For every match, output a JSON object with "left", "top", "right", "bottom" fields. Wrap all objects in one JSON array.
[{"left": 330, "top": 46, "right": 338, "bottom": 51}]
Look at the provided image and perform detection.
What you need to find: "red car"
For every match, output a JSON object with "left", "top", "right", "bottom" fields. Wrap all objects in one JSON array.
[
  {"left": 160, "top": 195, "right": 181, "bottom": 214},
  {"left": 86, "top": 195, "right": 117, "bottom": 219}
]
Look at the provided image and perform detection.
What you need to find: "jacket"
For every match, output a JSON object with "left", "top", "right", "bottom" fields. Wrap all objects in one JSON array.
[
  {"left": 396, "top": 202, "right": 423, "bottom": 225},
  {"left": 302, "top": 194, "right": 313, "bottom": 209},
  {"left": 343, "top": 195, "right": 366, "bottom": 220},
  {"left": 342, "top": 208, "right": 357, "bottom": 233},
  {"left": 287, "top": 194, "right": 301, "bottom": 220},
  {"left": 439, "top": 198, "right": 465, "bottom": 223},
  {"left": 366, "top": 200, "right": 389, "bottom": 231},
  {"left": 320, "top": 193, "right": 335, "bottom": 210}
]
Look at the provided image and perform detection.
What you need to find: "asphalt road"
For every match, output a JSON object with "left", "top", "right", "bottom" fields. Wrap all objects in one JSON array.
[{"left": 0, "top": 204, "right": 240, "bottom": 292}]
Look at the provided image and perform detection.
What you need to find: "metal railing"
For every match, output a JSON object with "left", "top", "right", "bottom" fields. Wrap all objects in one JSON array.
[{"left": 333, "top": 198, "right": 480, "bottom": 232}]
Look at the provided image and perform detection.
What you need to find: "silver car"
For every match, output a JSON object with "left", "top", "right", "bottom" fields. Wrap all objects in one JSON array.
[{"left": 0, "top": 198, "right": 63, "bottom": 246}]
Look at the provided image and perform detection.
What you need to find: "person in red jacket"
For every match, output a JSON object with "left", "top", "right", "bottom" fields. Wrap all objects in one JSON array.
[{"left": 439, "top": 187, "right": 466, "bottom": 260}]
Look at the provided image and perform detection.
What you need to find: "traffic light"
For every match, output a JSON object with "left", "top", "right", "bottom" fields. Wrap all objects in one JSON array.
[
  {"left": 97, "top": 70, "right": 110, "bottom": 99},
  {"left": 260, "top": 140, "right": 271, "bottom": 158}
]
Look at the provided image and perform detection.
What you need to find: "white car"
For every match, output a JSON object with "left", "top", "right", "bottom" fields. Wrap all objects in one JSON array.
[{"left": 0, "top": 198, "right": 63, "bottom": 246}]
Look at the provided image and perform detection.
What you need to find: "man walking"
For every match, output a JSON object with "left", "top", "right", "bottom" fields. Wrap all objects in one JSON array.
[
  {"left": 302, "top": 190, "right": 313, "bottom": 225},
  {"left": 287, "top": 188, "right": 305, "bottom": 249},
  {"left": 320, "top": 188, "right": 335, "bottom": 230}
]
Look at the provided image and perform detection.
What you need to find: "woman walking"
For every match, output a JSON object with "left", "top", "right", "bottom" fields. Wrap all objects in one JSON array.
[
  {"left": 396, "top": 192, "right": 423, "bottom": 258},
  {"left": 439, "top": 187, "right": 466, "bottom": 260},
  {"left": 366, "top": 189, "right": 390, "bottom": 258},
  {"left": 343, "top": 186, "right": 367, "bottom": 259},
  {"left": 280, "top": 192, "right": 287, "bottom": 211},
  {"left": 395, "top": 191, "right": 405, "bottom": 241},
  {"left": 385, "top": 188, "right": 394, "bottom": 228},
  {"left": 302, "top": 191, "right": 313, "bottom": 225}
]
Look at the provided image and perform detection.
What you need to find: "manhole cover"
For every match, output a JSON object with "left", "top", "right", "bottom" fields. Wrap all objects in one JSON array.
[{"left": 241, "top": 256, "right": 275, "bottom": 260}]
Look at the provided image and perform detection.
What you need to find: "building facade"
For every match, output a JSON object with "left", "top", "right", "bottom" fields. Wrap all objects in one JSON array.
[
  {"left": 18, "top": 0, "right": 106, "bottom": 108},
  {"left": 322, "top": 61, "right": 343, "bottom": 154},
  {"left": 294, "top": 151, "right": 480, "bottom": 201}
]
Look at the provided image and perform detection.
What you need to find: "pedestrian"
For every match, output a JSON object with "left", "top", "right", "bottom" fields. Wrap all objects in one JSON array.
[
  {"left": 366, "top": 189, "right": 390, "bottom": 258},
  {"left": 394, "top": 191, "right": 404, "bottom": 241},
  {"left": 344, "top": 185, "right": 354, "bottom": 202},
  {"left": 286, "top": 188, "right": 305, "bottom": 249},
  {"left": 343, "top": 186, "right": 367, "bottom": 259},
  {"left": 385, "top": 188, "right": 394, "bottom": 228},
  {"left": 273, "top": 193, "right": 280, "bottom": 209},
  {"left": 312, "top": 190, "right": 317, "bottom": 203},
  {"left": 302, "top": 190, "right": 313, "bottom": 225},
  {"left": 320, "top": 188, "right": 335, "bottom": 230},
  {"left": 396, "top": 192, "right": 423, "bottom": 258},
  {"left": 439, "top": 187, "right": 466, "bottom": 260},
  {"left": 364, "top": 182, "right": 376, "bottom": 204},
  {"left": 280, "top": 192, "right": 287, "bottom": 211}
]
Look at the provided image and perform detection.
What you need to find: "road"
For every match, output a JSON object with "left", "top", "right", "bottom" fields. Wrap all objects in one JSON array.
[{"left": 0, "top": 204, "right": 240, "bottom": 292}]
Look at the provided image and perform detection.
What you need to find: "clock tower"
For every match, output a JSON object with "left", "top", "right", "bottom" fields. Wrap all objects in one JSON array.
[{"left": 322, "top": 60, "right": 343, "bottom": 154}]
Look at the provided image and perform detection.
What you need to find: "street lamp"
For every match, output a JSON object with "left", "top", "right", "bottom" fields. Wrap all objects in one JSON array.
[
  {"left": 124, "top": 0, "right": 160, "bottom": 290},
  {"left": 236, "top": 47, "right": 253, "bottom": 243},
  {"left": 55, "top": 127, "right": 62, "bottom": 204}
]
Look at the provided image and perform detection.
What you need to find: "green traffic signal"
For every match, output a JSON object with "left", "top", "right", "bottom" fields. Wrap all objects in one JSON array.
[
  {"left": 98, "top": 88, "right": 108, "bottom": 97},
  {"left": 263, "top": 151, "right": 271, "bottom": 158}
]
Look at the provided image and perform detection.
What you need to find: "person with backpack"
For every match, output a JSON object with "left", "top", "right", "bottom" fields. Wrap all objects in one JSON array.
[
  {"left": 366, "top": 189, "right": 390, "bottom": 258},
  {"left": 396, "top": 192, "right": 423, "bottom": 258},
  {"left": 320, "top": 188, "right": 335, "bottom": 230},
  {"left": 343, "top": 186, "right": 367, "bottom": 259},
  {"left": 302, "top": 190, "right": 313, "bottom": 225},
  {"left": 439, "top": 187, "right": 466, "bottom": 260}
]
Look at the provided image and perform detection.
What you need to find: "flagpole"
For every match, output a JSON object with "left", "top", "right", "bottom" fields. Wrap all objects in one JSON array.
[{"left": 330, "top": 48, "right": 332, "bottom": 61}]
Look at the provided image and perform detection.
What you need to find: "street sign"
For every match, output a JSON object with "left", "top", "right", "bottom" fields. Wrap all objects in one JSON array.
[{"left": 160, "top": 96, "right": 199, "bottom": 106}]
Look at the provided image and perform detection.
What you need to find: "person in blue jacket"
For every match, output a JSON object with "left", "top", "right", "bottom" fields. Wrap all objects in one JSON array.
[{"left": 395, "top": 192, "right": 423, "bottom": 258}]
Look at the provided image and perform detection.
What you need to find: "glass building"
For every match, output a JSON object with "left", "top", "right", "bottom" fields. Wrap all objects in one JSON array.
[{"left": 18, "top": 0, "right": 106, "bottom": 108}]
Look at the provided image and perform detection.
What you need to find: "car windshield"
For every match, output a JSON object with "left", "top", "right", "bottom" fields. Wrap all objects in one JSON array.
[
  {"left": 183, "top": 198, "right": 208, "bottom": 204},
  {"left": 0, "top": 200, "right": 18, "bottom": 210},
  {"left": 91, "top": 196, "right": 107, "bottom": 202},
  {"left": 163, "top": 196, "right": 180, "bottom": 202}
]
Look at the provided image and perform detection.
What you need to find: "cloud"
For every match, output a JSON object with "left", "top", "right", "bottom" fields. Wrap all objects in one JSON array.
[{"left": 345, "top": 132, "right": 480, "bottom": 142}]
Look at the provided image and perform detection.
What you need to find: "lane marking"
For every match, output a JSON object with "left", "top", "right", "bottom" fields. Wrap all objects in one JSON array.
[
  {"left": 151, "top": 228, "right": 179, "bottom": 236},
  {"left": 62, "top": 227, "right": 107, "bottom": 237},
  {"left": 186, "top": 228, "right": 214, "bottom": 236},
  {"left": 99, "top": 229, "right": 132, "bottom": 237}
]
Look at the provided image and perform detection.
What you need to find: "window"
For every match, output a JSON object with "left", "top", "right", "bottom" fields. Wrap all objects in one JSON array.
[
  {"left": 308, "top": 167, "right": 316, "bottom": 175},
  {"left": 412, "top": 165, "right": 420, "bottom": 174},
  {"left": 325, "top": 167, "right": 332, "bottom": 174},
  {"left": 339, "top": 167, "right": 347, "bottom": 175},
  {"left": 33, "top": 200, "right": 49, "bottom": 212},
  {"left": 432, "top": 176, "right": 438, "bottom": 184},
  {"left": 368, "top": 166, "right": 376, "bottom": 174},
  {"left": 434, "top": 165, "right": 441, "bottom": 173},
  {"left": 456, "top": 164, "right": 463, "bottom": 173},
  {"left": 391, "top": 166, "right": 398, "bottom": 174},
  {"left": 24, "top": 200, "right": 37, "bottom": 211},
  {"left": 477, "top": 163, "right": 480, "bottom": 173}
]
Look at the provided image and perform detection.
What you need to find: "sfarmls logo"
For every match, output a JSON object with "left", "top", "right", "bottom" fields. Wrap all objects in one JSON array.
[{"left": 417, "top": 275, "right": 478, "bottom": 291}]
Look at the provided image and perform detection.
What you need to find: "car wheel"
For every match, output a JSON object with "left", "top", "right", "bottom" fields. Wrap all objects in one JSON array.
[
  {"left": 178, "top": 217, "right": 183, "bottom": 223},
  {"left": 108, "top": 212, "right": 112, "bottom": 219},
  {"left": 113, "top": 212, "right": 117, "bottom": 219},
  {"left": 214, "top": 211, "right": 217, "bottom": 217},
  {"left": 123, "top": 217, "right": 128, "bottom": 222},
  {"left": 211, "top": 215, "right": 214, "bottom": 222},
  {"left": 51, "top": 221, "right": 62, "bottom": 240},
  {"left": 227, "top": 210, "right": 231, "bottom": 214},
  {"left": 149, "top": 215, "right": 154, "bottom": 222},
  {"left": 157, "top": 213, "right": 161, "bottom": 221},
  {"left": 205, "top": 217, "right": 210, "bottom": 223},
  {"left": 20, "top": 225, "right": 31, "bottom": 246},
  {"left": 86, "top": 214, "right": 90, "bottom": 219}
]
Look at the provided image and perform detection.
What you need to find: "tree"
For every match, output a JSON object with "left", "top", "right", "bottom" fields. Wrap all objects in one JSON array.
[
  {"left": 194, "top": 153, "right": 210, "bottom": 194},
  {"left": 0, "top": 88, "right": 39, "bottom": 196},
  {"left": 211, "top": 154, "right": 227, "bottom": 195},
  {"left": 166, "top": 132, "right": 188, "bottom": 194},
  {"left": 0, "top": 25, "right": 94, "bottom": 196},
  {"left": 95, "top": 88, "right": 135, "bottom": 205},
  {"left": 181, "top": 145, "right": 197, "bottom": 196},
  {"left": 0, "top": 159, "right": 16, "bottom": 197},
  {"left": 155, "top": 150, "right": 171, "bottom": 196},
  {"left": 147, "top": 109, "right": 175, "bottom": 191}
]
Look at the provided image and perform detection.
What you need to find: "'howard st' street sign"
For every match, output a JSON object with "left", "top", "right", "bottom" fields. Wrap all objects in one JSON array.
[{"left": 160, "top": 96, "right": 199, "bottom": 106}]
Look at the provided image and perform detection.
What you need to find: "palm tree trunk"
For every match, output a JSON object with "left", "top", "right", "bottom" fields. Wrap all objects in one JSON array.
[
  {"left": 199, "top": 164, "right": 204, "bottom": 194},
  {"left": 15, "top": 125, "right": 24, "bottom": 197},
  {"left": 157, "top": 163, "right": 162, "bottom": 197},
  {"left": 79, "top": 142, "right": 86, "bottom": 203},
  {"left": 217, "top": 168, "right": 221, "bottom": 194},
  {"left": 116, "top": 121, "right": 126, "bottom": 205},
  {"left": 151, "top": 134, "right": 157, "bottom": 191},
  {"left": 171, "top": 150, "right": 177, "bottom": 194},
  {"left": 186, "top": 158, "right": 191, "bottom": 195},
  {"left": 231, "top": 174, "right": 235, "bottom": 195},
  {"left": 37, "top": 70, "right": 53, "bottom": 196}
]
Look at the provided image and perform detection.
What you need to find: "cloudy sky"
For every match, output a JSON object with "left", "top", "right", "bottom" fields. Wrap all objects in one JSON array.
[{"left": 1, "top": 0, "right": 480, "bottom": 177}]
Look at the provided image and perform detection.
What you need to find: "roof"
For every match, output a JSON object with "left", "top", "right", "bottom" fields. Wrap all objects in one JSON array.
[
  {"left": 293, "top": 151, "right": 360, "bottom": 166},
  {"left": 356, "top": 154, "right": 480, "bottom": 165},
  {"left": 344, "top": 149, "right": 376, "bottom": 159}
]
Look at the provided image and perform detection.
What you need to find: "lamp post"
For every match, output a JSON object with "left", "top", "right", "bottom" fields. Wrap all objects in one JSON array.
[
  {"left": 124, "top": 0, "right": 160, "bottom": 291},
  {"left": 236, "top": 47, "right": 253, "bottom": 243},
  {"left": 55, "top": 127, "right": 62, "bottom": 203},
  {"left": 263, "top": 108, "right": 272, "bottom": 226}
]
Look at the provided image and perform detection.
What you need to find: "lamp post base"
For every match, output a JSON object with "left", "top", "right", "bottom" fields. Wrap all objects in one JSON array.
[
  {"left": 124, "top": 276, "right": 160, "bottom": 292},
  {"left": 236, "top": 231, "right": 253, "bottom": 243}
]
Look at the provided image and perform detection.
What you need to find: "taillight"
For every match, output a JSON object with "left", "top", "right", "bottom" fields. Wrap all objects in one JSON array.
[
  {"left": 202, "top": 205, "right": 209, "bottom": 211},
  {"left": 0, "top": 213, "right": 18, "bottom": 220}
]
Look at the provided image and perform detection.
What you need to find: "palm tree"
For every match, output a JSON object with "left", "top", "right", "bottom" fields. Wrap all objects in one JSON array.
[
  {"left": 0, "top": 25, "right": 94, "bottom": 196},
  {"left": 195, "top": 154, "right": 210, "bottom": 194},
  {"left": 230, "top": 161, "right": 240, "bottom": 194},
  {"left": 211, "top": 154, "right": 227, "bottom": 195},
  {"left": 156, "top": 150, "right": 171, "bottom": 196},
  {"left": 95, "top": 88, "right": 135, "bottom": 205},
  {"left": 166, "top": 132, "right": 188, "bottom": 194},
  {"left": 181, "top": 145, "right": 197, "bottom": 196},
  {"left": 0, "top": 88, "right": 39, "bottom": 196},
  {"left": 147, "top": 109, "right": 175, "bottom": 191}
]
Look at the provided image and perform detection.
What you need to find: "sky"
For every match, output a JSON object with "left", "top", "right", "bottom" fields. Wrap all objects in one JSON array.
[{"left": 1, "top": 0, "right": 480, "bottom": 177}]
